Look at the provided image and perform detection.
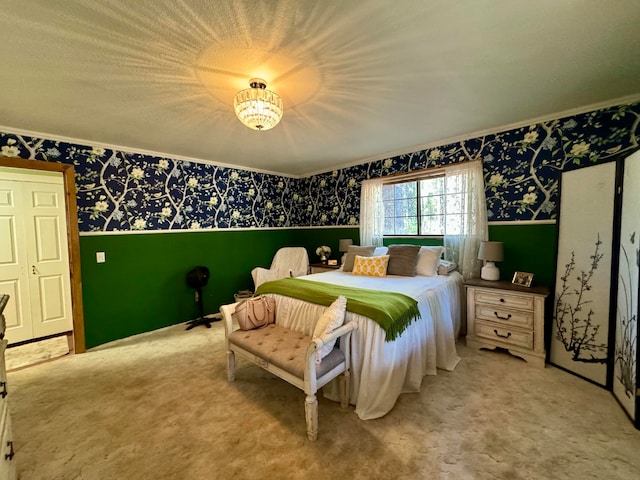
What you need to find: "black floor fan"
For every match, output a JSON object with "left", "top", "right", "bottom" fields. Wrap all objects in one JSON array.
[{"left": 185, "top": 266, "right": 218, "bottom": 330}]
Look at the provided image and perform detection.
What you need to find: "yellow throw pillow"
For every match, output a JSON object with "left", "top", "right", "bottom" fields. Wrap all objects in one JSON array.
[{"left": 352, "top": 255, "right": 390, "bottom": 277}]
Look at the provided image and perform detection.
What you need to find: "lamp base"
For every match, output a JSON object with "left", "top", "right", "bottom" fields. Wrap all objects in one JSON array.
[{"left": 481, "top": 262, "right": 500, "bottom": 281}]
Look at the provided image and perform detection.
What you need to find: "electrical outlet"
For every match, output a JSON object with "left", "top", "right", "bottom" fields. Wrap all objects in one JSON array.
[{"left": 96, "top": 251, "right": 106, "bottom": 263}]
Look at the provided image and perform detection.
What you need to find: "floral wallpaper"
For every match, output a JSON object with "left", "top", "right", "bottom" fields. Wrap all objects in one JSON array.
[
  {"left": 0, "top": 136, "right": 297, "bottom": 231},
  {"left": 1, "top": 101, "right": 638, "bottom": 232},
  {"left": 329, "top": 101, "right": 640, "bottom": 223}
]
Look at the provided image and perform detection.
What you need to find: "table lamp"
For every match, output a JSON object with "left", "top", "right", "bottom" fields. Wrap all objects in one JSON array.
[
  {"left": 339, "top": 239, "right": 353, "bottom": 265},
  {"left": 478, "top": 241, "right": 504, "bottom": 281}
]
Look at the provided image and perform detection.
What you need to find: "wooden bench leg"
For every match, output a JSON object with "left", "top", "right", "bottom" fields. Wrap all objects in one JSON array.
[
  {"left": 339, "top": 370, "right": 350, "bottom": 409},
  {"left": 305, "top": 394, "right": 318, "bottom": 441},
  {"left": 227, "top": 349, "right": 235, "bottom": 382}
]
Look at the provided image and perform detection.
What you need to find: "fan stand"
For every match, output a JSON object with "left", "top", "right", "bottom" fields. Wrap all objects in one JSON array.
[{"left": 185, "top": 287, "right": 220, "bottom": 330}]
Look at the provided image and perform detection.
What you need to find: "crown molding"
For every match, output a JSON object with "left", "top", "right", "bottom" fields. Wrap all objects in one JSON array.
[
  {"left": 301, "top": 93, "right": 640, "bottom": 177},
  {"left": 0, "top": 124, "right": 299, "bottom": 179},
  {"left": 3, "top": 93, "right": 639, "bottom": 180}
]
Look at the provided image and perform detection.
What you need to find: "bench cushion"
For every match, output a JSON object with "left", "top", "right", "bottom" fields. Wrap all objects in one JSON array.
[{"left": 229, "top": 323, "right": 345, "bottom": 379}]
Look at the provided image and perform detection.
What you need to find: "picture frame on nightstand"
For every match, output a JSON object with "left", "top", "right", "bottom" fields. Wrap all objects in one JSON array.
[{"left": 512, "top": 271, "right": 534, "bottom": 287}]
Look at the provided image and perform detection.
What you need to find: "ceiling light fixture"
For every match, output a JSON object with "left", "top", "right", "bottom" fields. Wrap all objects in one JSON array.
[{"left": 233, "top": 78, "right": 283, "bottom": 131}]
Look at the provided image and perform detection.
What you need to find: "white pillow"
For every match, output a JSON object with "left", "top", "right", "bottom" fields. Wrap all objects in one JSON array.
[
  {"left": 373, "top": 246, "right": 388, "bottom": 256},
  {"left": 416, "top": 246, "right": 444, "bottom": 276},
  {"left": 312, "top": 296, "right": 347, "bottom": 363}
]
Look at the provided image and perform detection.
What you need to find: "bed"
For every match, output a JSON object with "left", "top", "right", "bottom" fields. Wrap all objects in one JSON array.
[{"left": 257, "top": 268, "right": 463, "bottom": 420}]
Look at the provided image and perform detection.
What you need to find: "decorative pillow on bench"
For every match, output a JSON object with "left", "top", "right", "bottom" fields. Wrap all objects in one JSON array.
[{"left": 312, "top": 295, "right": 347, "bottom": 363}]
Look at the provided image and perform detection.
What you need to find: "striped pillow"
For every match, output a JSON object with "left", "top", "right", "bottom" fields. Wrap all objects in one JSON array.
[{"left": 352, "top": 255, "right": 390, "bottom": 277}]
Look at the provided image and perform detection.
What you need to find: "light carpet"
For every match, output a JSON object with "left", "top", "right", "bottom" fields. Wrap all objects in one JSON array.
[
  {"left": 7, "top": 322, "right": 640, "bottom": 479},
  {"left": 5, "top": 335, "right": 69, "bottom": 371}
]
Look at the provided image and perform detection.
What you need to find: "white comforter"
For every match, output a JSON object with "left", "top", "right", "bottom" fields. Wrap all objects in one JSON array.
[{"left": 265, "top": 270, "right": 463, "bottom": 420}]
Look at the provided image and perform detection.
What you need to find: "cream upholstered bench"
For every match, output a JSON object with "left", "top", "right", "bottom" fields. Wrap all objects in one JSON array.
[{"left": 220, "top": 301, "right": 355, "bottom": 441}]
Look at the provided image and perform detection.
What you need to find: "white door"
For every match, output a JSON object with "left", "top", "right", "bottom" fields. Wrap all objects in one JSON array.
[
  {"left": 0, "top": 169, "right": 73, "bottom": 344},
  {"left": 0, "top": 180, "right": 32, "bottom": 342}
]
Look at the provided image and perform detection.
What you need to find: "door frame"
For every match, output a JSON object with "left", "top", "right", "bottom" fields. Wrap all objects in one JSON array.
[{"left": 0, "top": 156, "right": 85, "bottom": 353}]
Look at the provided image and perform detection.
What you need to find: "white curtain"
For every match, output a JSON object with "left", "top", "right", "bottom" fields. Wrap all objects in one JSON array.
[
  {"left": 359, "top": 178, "right": 384, "bottom": 246},
  {"left": 443, "top": 161, "right": 488, "bottom": 280}
]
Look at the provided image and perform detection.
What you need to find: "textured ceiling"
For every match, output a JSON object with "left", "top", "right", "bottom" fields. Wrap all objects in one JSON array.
[{"left": 1, "top": 0, "right": 639, "bottom": 176}]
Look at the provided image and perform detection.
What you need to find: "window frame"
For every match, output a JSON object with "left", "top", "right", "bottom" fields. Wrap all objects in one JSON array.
[{"left": 382, "top": 171, "right": 449, "bottom": 238}]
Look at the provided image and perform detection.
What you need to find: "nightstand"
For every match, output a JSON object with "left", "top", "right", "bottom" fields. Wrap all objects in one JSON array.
[
  {"left": 309, "top": 263, "right": 341, "bottom": 274},
  {"left": 465, "top": 278, "right": 549, "bottom": 368}
]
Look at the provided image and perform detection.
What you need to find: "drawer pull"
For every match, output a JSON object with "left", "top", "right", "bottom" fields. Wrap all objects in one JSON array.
[
  {"left": 0, "top": 382, "right": 6, "bottom": 399},
  {"left": 493, "top": 329, "right": 512, "bottom": 339},
  {"left": 4, "top": 441, "right": 13, "bottom": 461},
  {"left": 494, "top": 312, "right": 512, "bottom": 321},
  {"left": 499, "top": 298, "right": 505, "bottom": 303}
]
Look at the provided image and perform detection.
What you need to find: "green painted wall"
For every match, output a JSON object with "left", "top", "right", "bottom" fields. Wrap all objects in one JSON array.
[
  {"left": 290, "top": 227, "right": 359, "bottom": 264},
  {"left": 79, "top": 224, "right": 555, "bottom": 348},
  {"left": 382, "top": 225, "right": 558, "bottom": 288},
  {"left": 488, "top": 223, "right": 558, "bottom": 288},
  {"left": 79, "top": 227, "right": 358, "bottom": 348}
]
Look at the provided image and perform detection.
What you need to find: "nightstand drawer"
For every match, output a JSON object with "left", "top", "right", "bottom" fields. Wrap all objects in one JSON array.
[
  {"left": 475, "top": 290, "right": 534, "bottom": 311},
  {"left": 475, "top": 322, "right": 533, "bottom": 350},
  {"left": 475, "top": 305, "right": 533, "bottom": 329}
]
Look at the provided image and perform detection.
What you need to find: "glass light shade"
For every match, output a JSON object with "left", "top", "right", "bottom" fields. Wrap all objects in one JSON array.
[
  {"left": 339, "top": 238, "right": 353, "bottom": 252},
  {"left": 233, "top": 79, "right": 283, "bottom": 131}
]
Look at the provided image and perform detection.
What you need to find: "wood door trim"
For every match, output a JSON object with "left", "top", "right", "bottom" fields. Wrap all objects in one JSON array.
[{"left": 0, "top": 156, "right": 86, "bottom": 353}]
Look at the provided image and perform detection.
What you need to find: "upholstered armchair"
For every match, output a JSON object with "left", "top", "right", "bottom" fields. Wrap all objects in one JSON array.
[{"left": 251, "top": 247, "right": 309, "bottom": 290}]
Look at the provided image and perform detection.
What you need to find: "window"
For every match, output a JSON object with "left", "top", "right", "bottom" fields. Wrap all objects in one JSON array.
[
  {"left": 361, "top": 161, "right": 487, "bottom": 279},
  {"left": 382, "top": 174, "right": 465, "bottom": 236}
]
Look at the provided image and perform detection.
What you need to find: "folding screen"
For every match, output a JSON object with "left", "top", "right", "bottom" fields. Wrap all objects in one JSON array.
[
  {"left": 551, "top": 148, "right": 640, "bottom": 427},
  {"left": 613, "top": 150, "right": 640, "bottom": 427},
  {"left": 551, "top": 161, "right": 617, "bottom": 386}
]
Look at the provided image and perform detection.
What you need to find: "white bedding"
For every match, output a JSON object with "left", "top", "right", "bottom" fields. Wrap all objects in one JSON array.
[{"left": 264, "top": 270, "right": 463, "bottom": 420}]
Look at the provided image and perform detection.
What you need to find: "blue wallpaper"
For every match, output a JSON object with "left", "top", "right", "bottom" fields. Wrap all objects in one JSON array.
[
  {"left": 332, "top": 102, "right": 640, "bottom": 223},
  {"left": 0, "top": 138, "right": 296, "bottom": 231},
  {"left": 1, "top": 101, "right": 638, "bottom": 231}
]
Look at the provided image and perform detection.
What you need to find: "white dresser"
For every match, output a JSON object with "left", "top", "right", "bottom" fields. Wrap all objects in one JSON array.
[
  {"left": 0, "top": 295, "right": 16, "bottom": 480},
  {"left": 465, "top": 279, "right": 549, "bottom": 368}
]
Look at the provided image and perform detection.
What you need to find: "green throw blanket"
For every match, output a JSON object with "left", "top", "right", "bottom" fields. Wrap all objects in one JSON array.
[{"left": 255, "top": 277, "right": 421, "bottom": 341}]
